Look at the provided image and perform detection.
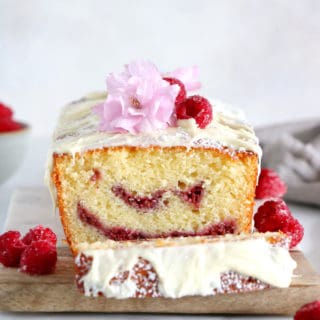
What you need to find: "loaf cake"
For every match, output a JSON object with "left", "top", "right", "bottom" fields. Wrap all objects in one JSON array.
[
  {"left": 75, "top": 232, "right": 296, "bottom": 298},
  {"left": 46, "top": 61, "right": 262, "bottom": 253},
  {"left": 45, "top": 61, "right": 299, "bottom": 300}
]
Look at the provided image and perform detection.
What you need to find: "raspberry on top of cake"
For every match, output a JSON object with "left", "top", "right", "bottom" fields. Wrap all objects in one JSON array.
[{"left": 46, "top": 60, "right": 262, "bottom": 253}]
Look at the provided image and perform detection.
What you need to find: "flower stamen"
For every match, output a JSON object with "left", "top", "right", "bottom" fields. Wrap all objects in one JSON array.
[{"left": 130, "top": 97, "right": 141, "bottom": 109}]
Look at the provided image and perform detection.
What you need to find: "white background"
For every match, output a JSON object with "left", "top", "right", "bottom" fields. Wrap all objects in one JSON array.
[
  {"left": 1, "top": 0, "right": 320, "bottom": 136},
  {"left": 0, "top": 1, "right": 320, "bottom": 319}
]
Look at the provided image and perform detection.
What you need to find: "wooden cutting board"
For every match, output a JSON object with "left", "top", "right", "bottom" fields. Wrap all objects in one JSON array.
[{"left": 0, "top": 188, "right": 319, "bottom": 315}]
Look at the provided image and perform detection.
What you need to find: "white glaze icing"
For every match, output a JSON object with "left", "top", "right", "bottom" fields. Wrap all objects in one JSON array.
[
  {"left": 75, "top": 234, "right": 296, "bottom": 299},
  {"left": 49, "top": 92, "right": 261, "bottom": 157}
]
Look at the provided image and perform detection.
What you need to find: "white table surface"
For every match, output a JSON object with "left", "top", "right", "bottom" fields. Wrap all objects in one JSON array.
[{"left": 0, "top": 135, "right": 319, "bottom": 320}]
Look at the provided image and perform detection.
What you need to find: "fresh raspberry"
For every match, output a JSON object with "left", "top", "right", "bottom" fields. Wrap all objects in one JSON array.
[
  {"left": 255, "top": 168, "right": 287, "bottom": 199},
  {"left": 22, "top": 225, "right": 57, "bottom": 246},
  {"left": 282, "top": 217, "right": 304, "bottom": 248},
  {"left": 163, "top": 77, "right": 186, "bottom": 105},
  {"left": 0, "top": 231, "right": 26, "bottom": 267},
  {"left": 176, "top": 95, "right": 213, "bottom": 129},
  {"left": 294, "top": 300, "right": 320, "bottom": 320},
  {"left": 0, "top": 119, "right": 22, "bottom": 132},
  {"left": 20, "top": 240, "right": 57, "bottom": 275},
  {"left": 0, "top": 101, "right": 22, "bottom": 132},
  {"left": 254, "top": 199, "right": 304, "bottom": 248},
  {"left": 254, "top": 199, "right": 292, "bottom": 232},
  {"left": 0, "top": 102, "right": 13, "bottom": 119}
]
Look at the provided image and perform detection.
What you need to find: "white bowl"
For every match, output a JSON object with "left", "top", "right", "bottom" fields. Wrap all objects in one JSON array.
[{"left": 0, "top": 123, "right": 31, "bottom": 184}]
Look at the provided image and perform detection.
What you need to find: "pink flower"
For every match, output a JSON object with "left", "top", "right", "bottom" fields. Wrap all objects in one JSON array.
[
  {"left": 166, "top": 66, "right": 201, "bottom": 91},
  {"left": 94, "top": 61, "right": 179, "bottom": 134}
]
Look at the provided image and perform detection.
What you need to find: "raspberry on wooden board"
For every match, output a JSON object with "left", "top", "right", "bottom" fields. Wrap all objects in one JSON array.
[
  {"left": 0, "top": 231, "right": 26, "bottom": 267},
  {"left": 294, "top": 300, "right": 320, "bottom": 320},
  {"left": 255, "top": 168, "right": 287, "bottom": 199},
  {"left": 254, "top": 199, "right": 304, "bottom": 248},
  {"left": 0, "top": 225, "right": 58, "bottom": 275},
  {"left": 20, "top": 240, "right": 57, "bottom": 275},
  {"left": 22, "top": 225, "right": 57, "bottom": 246}
]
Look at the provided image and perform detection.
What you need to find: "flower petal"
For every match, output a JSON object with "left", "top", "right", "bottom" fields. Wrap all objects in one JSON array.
[
  {"left": 166, "top": 66, "right": 201, "bottom": 91},
  {"left": 96, "top": 60, "right": 178, "bottom": 134},
  {"left": 111, "top": 115, "right": 142, "bottom": 134}
]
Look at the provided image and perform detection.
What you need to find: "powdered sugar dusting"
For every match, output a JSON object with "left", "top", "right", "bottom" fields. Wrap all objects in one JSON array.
[{"left": 75, "top": 233, "right": 296, "bottom": 299}]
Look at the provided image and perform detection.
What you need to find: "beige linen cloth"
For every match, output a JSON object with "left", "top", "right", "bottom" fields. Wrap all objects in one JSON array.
[{"left": 255, "top": 118, "right": 320, "bottom": 206}]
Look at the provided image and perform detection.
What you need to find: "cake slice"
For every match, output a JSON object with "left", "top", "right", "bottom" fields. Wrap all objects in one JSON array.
[
  {"left": 75, "top": 232, "right": 296, "bottom": 299},
  {"left": 46, "top": 61, "right": 261, "bottom": 253}
]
